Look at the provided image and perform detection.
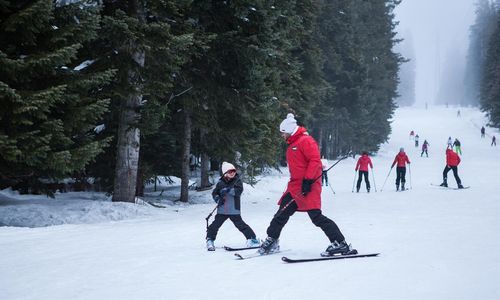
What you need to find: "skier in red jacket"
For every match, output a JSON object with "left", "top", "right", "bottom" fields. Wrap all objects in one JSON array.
[
  {"left": 258, "top": 113, "right": 355, "bottom": 257},
  {"left": 355, "top": 152, "right": 373, "bottom": 193},
  {"left": 391, "top": 148, "right": 411, "bottom": 191},
  {"left": 440, "top": 148, "right": 463, "bottom": 188}
]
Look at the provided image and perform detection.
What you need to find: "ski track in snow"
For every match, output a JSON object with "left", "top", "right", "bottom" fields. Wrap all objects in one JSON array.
[{"left": 0, "top": 106, "right": 499, "bottom": 300}]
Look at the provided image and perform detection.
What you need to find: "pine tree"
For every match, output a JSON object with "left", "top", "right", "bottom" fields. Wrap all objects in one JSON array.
[
  {"left": 0, "top": 0, "right": 114, "bottom": 191},
  {"left": 464, "top": 0, "right": 498, "bottom": 106},
  {"left": 480, "top": 2, "right": 500, "bottom": 128}
]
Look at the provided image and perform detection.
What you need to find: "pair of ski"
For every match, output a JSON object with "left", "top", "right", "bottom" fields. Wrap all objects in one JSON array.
[
  {"left": 430, "top": 183, "right": 470, "bottom": 190},
  {"left": 225, "top": 245, "right": 379, "bottom": 263}
]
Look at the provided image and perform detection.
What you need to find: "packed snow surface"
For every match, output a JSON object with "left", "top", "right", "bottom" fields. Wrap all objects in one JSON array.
[{"left": 0, "top": 106, "right": 499, "bottom": 300}]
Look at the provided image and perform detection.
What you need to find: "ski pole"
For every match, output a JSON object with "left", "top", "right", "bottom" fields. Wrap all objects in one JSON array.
[
  {"left": 314, "top": 154, "right": 350, "bottom": 181},
  {"left": 380, "top": 166, "right": 393, "bottom": 192},
  {"left": 328, "top": 184, "right": 336, "bottom": 195},
  {"left": 351, "top": 170, "right": 357, "bottom": 193},
  {"left": 371, "top": 168, "right": 378, "bottom": 192},
  {"left": 408, "top": 163, "right": 412, "bottom": 190},
  {"left": 205, "top": 205, "right": 218, "bottom": 229}
]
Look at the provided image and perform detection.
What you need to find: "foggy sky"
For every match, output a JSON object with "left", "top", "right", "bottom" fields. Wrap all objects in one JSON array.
[{"left": 395, "top": 0, "right": 476, "bottom": 106}]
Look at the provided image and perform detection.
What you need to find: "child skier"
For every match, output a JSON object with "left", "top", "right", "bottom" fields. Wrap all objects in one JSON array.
[
  {"left": 453, "top": 138, "right": 462, "bottom": 155},
  {"left": 321, "top": 157, "right": 329, "bottom": 186},
  {"left": 391, "top": 148, "right": 411, "bottom": 191},
  {"left": 355, "top": 151, "right": 373, "bottom": 193},
  {"left": 415, "top": 134, "right": 419, "bottom": 147},
  {"left": 206, "top": 162, "right": 259, "bottom": 251}
]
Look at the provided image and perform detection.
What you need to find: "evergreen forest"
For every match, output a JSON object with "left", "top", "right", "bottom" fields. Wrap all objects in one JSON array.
[{"left": 0, "top": 0, "right": 428, "bottom": 202}]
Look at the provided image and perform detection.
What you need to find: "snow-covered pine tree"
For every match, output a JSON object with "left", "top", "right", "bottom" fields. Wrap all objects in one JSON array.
[{"left": 0, "top": 0, "right": 114, "bottom": 192}]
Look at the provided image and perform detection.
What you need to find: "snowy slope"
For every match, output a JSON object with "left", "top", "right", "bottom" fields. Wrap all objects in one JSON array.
[{"left": 0, "top": 106, "right": 499, "bottom": 300}]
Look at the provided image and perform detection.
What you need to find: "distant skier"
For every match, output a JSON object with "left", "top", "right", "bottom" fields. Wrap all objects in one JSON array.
[
  {"left": 439, "top": 148, "right": 464, "bottom": 189},
  {"left": 447, "top": 136, "right": 453, "bottom": 148},
  {"left": 355, "top": 151, "right": 373, "bottom": 193},
  {"left": 321, "top": 157, "right": 329, "bottom": 186},
  {"left": 391, "top": 148, "right": 411, "bottom": 191},
  {"left": 409, "top": 130, "right": 415, "bottom": 140},
  {"left": 414, "top": 134, "right": 419, "bottom": 147},
  {"left": 206, "top": 162, "right": 260, "bottom": 251},
  {"left": 453, "top": 138, "right": 462, "bottom": 155},
  {"left": 457, "top": 109, "right": 461, "bottom": 117},
  {"left": 421, "top": 140, "right": 429, "bottom": 157},
  {"left": 258, "top": 113, "right": 355, "bottom": 257},
  {"left": 492, "top": 136, "right": 497, "bottom": 146},
  {"left": 481, "top": 126, "right": 485, "bottom": 138}
]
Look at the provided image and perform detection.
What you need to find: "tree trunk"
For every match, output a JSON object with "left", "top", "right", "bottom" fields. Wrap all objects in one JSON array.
[
  {"left": 180, "top": 108, "right": 192, "bottom": 202},
  {"left": 199, "top": 128, "right": 211, "bottom": 188},
  {"left": 112, "top": 92, "right": 142, "bottom": 202},
  {"left": 112, "top": 1, "right": 145, "bottom": 203},
  {"left": 200, "top": 152, "right": 210, "bottom": 188}
]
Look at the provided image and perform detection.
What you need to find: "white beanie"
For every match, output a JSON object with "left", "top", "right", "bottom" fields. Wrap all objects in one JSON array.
[
  {"left": 279, "top": 113, "right": 298, "bottom": 134},
  {"left": 221, "top": 162, "right": 236, "bottom": 174}
]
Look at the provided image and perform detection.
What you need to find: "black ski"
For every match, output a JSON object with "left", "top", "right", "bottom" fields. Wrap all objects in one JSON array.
[
  {"left": 431, "top": 184, "right": 470, "bottom": 190},
  {"left": 282, "top": 253, "right": 380, "bottom": 263},
  {"left": 234, "top": 249, "right": 288, "bottom": 260},
  {"left": 224, "top": 246, "right": 260, "bottom": 252}
]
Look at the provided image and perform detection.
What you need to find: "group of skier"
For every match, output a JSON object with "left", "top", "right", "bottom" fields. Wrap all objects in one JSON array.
[
  {"left": 481, "top": 126, "right": 497, "bottom": 146},
  {"left": 205, "top": 113, "right": 469, "bottom": 256}
]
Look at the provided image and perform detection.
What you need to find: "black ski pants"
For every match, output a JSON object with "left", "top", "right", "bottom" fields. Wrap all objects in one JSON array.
[
  {"left": 266, "top": 193, "right": 345, "bottom": 243},
  {"left": 206, "top": 214, "right": 256, "bottom": 241},
  {"left": 443, "top": 165, "right": 462, "bottom": 185},
  {"left": 395, "top": 167, "right": 406, "bottom": 187},
  {"left": 322, "top": 171, "right": 328, "bottom": 186},
  {"left": 356, "top": 171, "right": 370, "bottom": 190}
]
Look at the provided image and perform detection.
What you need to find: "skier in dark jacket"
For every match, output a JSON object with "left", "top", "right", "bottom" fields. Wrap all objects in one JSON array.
[
  {"left": 421, "top": 140, "right": 429, "bottom": 157},
  {"left": 481, "top": 126, "right": 485, "bottom": 138},
  {"left": 258, "top": 113, "right": 355, "bottom": 257},
  {"left": 206, "top": 162, "right": 259, "bottom": 251},
  {"left": 391, "top": 148, "right": 411, "bottom": 191}
]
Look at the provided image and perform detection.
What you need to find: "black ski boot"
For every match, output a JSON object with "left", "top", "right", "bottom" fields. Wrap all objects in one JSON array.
[
  {"left": 458, "top": 184, "right": 464, "bottom": 189},
  {"left": 396, "top": 184, "right": 399, "bottom": 191},
  {"left": 258, "top": 237, "right": 279, "bottom": 255},
  {"left": 401, "top": 183, "right": 405, "bottom": 191},
  {"left": 439, "top": 182, "right": 448, "bottom": 187},
  {"left": 320, "top": 240, "right": 357, "bottom": 257}
]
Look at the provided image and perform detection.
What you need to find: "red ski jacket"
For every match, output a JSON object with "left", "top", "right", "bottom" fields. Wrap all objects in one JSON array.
[
  {"left": 279, "top": 127, "right": 322, "bottom": 211},
  {"left": 391, "top": 152, "right": 410, "bottom": 168},
  {"left": 355, "top": 154, "right": 373, "bottom": 172},
  {"left": 446, "top": 149, "right": 461, "bottom": 166}
]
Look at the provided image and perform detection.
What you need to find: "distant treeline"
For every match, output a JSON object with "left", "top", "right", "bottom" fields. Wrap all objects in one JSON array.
[
  {"left": 0, "top": 0, "right": 402, "bottom": 201},
  {"left": 464, "top": 0, "right": 500, "bottom": 127}
]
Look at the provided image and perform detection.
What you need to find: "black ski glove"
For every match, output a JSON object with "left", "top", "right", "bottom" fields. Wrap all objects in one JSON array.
[
  {"left": 215, "top": 195, "right": 225, "bottom": 206},
  {"left": 301, "top": 179, "right": 314, "bottom": 196}
]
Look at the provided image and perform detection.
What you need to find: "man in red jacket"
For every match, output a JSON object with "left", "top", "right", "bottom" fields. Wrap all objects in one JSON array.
[
  {"left": 355, "top": 151, "right": 373, "bottom": 193},
  {"left": 391, "top": 147, "right": 411, "bottom": 191},
  {"left": 440, "top": 148, "right": 463, "bottom": 188},
  {"left": 258, "top": 113, "right": 355, "bottom": 257}
]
